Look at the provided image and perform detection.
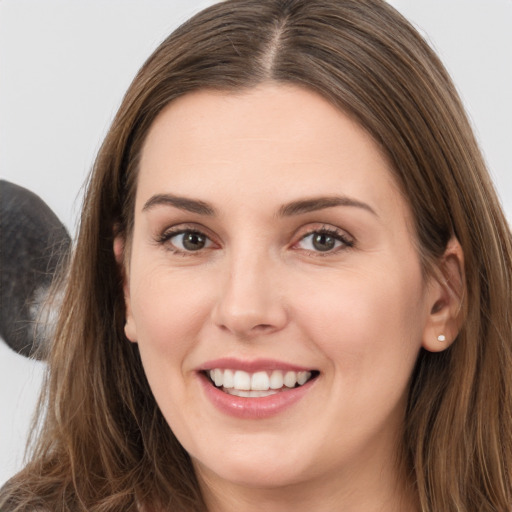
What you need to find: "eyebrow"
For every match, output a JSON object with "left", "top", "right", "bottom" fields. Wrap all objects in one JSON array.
[
  {"left": 278, "top": 196, "right": 377, "bottom": 217},
  {"left": 142, "top": 193, "right": 377, "bottom": 217},
  {"left": 142, "top": 194, "right": 216, "bottom": 215}
]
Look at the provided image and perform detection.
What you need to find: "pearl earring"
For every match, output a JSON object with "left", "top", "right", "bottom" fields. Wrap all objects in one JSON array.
[{"left": 437, "top": 334, "right": 446, "bottom": 342}]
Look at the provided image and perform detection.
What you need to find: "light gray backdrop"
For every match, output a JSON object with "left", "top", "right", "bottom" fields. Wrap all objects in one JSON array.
[{"left": 1, "top": 0, "right": 511, "bottom": 486}]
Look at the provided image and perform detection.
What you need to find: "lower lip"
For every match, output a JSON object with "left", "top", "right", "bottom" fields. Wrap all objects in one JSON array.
[{"left": 198, "top": 373, "right": 316, "bottom": 419}]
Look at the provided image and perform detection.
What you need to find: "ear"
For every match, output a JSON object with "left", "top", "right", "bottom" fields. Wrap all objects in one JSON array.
[
  {"left": 422, "top": 237, "right": 465, "bottom": 352},
  {"left": 113, "top": 235, "right": 138, "bottom": 343}
]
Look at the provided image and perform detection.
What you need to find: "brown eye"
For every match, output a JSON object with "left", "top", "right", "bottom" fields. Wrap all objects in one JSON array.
[
  {"left": 167, "top": 230, "right": 212, "bottom": 252},
  {"left": 312, "top": 233, "right": 337, "bottom": 252},
  {"left": 182, "top": 231, "right": 207, "bottom": 251},
  {"left": 296, "top": 229, "right": 353, "bottom": 253}
]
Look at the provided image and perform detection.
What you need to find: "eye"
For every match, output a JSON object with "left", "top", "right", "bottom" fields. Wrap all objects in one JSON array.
[
  {"left": 296, "top": 228, "right": 353, "bottom": 253},
  {"left": 160, "top": 229, "right": 213, "bottom": 252}
]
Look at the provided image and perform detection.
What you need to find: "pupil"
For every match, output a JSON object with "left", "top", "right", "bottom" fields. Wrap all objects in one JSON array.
[
  {"left": 183, "top": 232, "right": 205, "bottom": 250},
  {"left": 313, "top": 233, "right": 335, "bottom": 251}
]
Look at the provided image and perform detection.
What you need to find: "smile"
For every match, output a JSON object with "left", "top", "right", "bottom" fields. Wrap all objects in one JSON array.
[
  {"left": 198, "top": 358, "right": 319, "bottom": 418},
  {"left": 206, "top": 369, "right": 317, "bottom": 397}
]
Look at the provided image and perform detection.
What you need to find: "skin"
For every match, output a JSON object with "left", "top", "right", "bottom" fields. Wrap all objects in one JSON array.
[{"left": 117, "top": 84, "right": 461, "bottom": 512}]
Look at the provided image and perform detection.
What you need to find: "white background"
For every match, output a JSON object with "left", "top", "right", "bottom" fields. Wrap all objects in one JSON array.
[{"left": 1, "top": 0, "right": 511, "bottom": 486}]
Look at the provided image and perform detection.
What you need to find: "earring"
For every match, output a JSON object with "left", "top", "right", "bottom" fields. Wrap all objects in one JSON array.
[{"left": 437, "top": 334, "right": 446, "bottom": 342}]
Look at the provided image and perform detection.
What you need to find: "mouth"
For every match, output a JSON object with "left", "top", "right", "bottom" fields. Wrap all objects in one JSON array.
[{"left": 203, "top": 368, "right": 320, "bottom": 397}]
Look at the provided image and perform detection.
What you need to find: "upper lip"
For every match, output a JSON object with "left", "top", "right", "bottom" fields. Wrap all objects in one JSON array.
[{"left": 197, "top": 357, "right": 316, "bottom": 373}]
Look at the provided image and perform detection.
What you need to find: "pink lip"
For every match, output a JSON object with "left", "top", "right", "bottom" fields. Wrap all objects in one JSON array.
[
  {"left": 198, "top": 357, "right": 313, "bottom": 372},
  {"left": 197, "top": 359, "right": 318, "bottom": 420}
]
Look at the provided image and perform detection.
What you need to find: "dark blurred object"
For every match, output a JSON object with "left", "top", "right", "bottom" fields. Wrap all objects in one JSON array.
[{"left": 0, "top": 179, "right": 70, "bottom": 359}]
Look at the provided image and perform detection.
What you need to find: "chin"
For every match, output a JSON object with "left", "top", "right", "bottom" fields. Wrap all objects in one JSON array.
[
  {"left": 185, "top": 430, "right": 316, "bottom": 489},
  {"left": 194, "top": 455, "right": 312, "bottom": 490}
]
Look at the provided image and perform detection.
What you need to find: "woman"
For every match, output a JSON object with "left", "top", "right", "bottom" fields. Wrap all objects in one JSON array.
[{"left": 1, "top": 0, "right": 511, "bottom": 510}]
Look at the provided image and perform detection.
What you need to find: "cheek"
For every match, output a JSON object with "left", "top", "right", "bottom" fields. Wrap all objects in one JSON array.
[
  {"left": 291, "top": 265, "right": 426, "bottom": 375},
  {"left": 128, "top": 267, "right": 215, "bottom": 424},
  {"left": 129, "top": 264, "right": 214, "bottom": 353}
]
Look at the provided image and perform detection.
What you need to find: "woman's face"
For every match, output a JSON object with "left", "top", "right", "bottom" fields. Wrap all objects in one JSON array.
[{"left": 121, "top": 84, "right": 440, "bottom": 497}]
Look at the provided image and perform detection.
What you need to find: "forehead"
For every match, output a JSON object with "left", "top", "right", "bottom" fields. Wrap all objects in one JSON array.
[{"left": 136, "top": 84, "right": 407, "bottom": 223}]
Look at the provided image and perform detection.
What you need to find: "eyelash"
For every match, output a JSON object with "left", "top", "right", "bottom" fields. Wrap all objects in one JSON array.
[
  {"left": 156, "top": 225, "right": 354, "bottom": 256},
  {"left": 294, "top": 227, "right": 354, "bottom": 255},
  {"left": 156, "top": 227, "right": 214, "bottom": 256}
]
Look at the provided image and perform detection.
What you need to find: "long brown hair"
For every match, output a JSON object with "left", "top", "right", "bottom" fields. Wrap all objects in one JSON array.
[{"left": 2, "top": 1, "right": 511, "bottom": 510}]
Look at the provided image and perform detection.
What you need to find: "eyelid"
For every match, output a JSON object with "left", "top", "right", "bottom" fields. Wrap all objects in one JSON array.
[
  {"left": 154, "top": 222, "right": 353, "bottom": 256},
  {"left": 156, "top": 223, "right": 219, "bottom": 253},
  {"left": 291, "top": 224, "right": 355, "bottom": 253}
]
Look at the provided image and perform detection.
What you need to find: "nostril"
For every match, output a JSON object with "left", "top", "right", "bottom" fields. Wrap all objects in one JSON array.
[
  {"left": 215, "top": 318, "right": 283, "bottom": 339},
  {"left": 252, "top": 323, "right": 275, "bottom": 331}
]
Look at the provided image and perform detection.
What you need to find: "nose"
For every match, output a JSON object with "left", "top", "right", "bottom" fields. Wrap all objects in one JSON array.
[{"left": 211, "top": 251, "right": 288, "bottom": 339}]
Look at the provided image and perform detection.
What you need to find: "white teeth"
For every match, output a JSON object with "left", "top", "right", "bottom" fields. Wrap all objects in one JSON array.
[
  {"left": 269, "top": 370, "right": 284, "bottom": 389},
  {"left": 233, "top": 370, "right": 251, "bottom": 390},
  {"left": 207, "top": 368, "right": 313, "bottom": 392},
  {"left": 213, "top": 368, "right": 223, "bottom": 387},
  {"left": 223, "top": 369, "right": 234, "bottom": 388},
  {"left": 226, "top": 389, "right": 278, "bottom": 397},
  {"left": 284, "top": 371, "right": 297, "bottom": 388},
  {"left": 251, "top": 371, "right": 270, "bottom": 390},
  {"left": 297, "top": 371, "right": 309, "bottom": 386}
]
